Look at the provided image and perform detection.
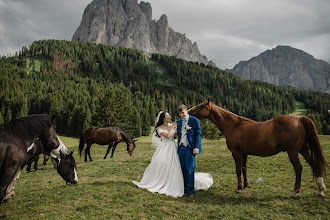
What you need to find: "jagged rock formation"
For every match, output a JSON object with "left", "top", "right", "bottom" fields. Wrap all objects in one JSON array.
[
  {"left": 72, "top": 0, "right": 214, "bottom": 66},
  {"left": 228, "top": 46, "right": 330, "bottom": 93}
]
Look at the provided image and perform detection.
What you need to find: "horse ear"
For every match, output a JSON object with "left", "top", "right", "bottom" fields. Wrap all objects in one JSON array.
[
  {"left": 51, "top": 114, "right": 57, "bottom": 125},
  {"left": 60, "top": 150, "right": 66, "bottom": 159},
  {"left": 69, "top": 151, "right": 74, "bottom": 156},
  {"left": 207, "top": 96, "right": 211, "bottom": 103}
]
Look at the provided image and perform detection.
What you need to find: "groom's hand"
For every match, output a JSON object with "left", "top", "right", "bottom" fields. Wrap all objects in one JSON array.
[{"left": 193, "top": 148, "right": 199, "bottom": 155}]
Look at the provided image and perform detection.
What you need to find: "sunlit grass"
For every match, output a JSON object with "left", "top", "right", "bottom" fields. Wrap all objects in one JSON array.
[{"left": 0, "top": 135, "right": 329, "bottom": 219}]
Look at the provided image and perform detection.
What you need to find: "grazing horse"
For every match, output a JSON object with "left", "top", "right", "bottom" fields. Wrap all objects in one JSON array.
[
  {"left": 79, "top": 126, "right": 136, "bottom": 162},
  {"left": 26, "top": 137, "right": 78, "bottom": 184},
  {"left": 189, "top": 97, "right": 328, "bottom": 197},
  {"left": 0, "top": 114, "right": 60, "bottom": 205}
]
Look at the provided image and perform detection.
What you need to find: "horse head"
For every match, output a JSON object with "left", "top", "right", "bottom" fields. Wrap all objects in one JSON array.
[
  {"left": 127, "top": 140, "right": 136, "bottom": 157},
  {"left": 188, "top": 97, "right": 213, "bottom": 119},
  {"left": 58, "top": 150, "right": 78, "bottom": 185},
  {"left": 41, "top": 136, "right": 78, "bottom": 185}
]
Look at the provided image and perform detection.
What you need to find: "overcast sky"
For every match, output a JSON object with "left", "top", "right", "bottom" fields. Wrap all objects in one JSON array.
[{"left": 0, "top": 0, "right": 329, "bottom": 69}]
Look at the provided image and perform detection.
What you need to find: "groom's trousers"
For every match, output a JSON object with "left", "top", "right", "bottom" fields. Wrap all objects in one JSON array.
[{"left": 178, "top": 145, "right": 195, "bottom": 194}]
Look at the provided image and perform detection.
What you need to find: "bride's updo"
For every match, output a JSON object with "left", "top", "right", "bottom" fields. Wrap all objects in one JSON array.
[{"left": 154, "top": 111, "right": 167, "bottom": 138}]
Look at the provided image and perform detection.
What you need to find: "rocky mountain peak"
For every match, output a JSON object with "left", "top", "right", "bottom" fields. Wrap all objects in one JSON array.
[
  {"left": 228, "top": 45, "right": 329, "bottom": 93},
  {"left": 72, "top": 0, "right": 214, "bottom": 66}
]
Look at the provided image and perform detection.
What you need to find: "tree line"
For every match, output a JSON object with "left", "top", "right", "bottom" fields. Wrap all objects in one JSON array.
[{"left": 0, "top": 40, "right": 329, "bottom": 139}]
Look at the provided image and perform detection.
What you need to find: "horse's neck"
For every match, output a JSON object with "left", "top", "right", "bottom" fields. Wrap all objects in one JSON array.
[
  {"left": 123, "top": 135, "right": 133, "bottom": 145},
  {"left": 209, "top": 105, "right": 239, "bottom": 136}
]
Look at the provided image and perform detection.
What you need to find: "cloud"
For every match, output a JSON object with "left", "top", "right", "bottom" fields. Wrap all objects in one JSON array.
[{"left": 144, "top": 0, "right": 330, "bottom": 68}]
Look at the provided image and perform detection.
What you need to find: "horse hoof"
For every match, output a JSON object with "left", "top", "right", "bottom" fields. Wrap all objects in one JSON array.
[
  {"left": 236, "top": 190, "right": 242, "bottom": 194},
  {"left": 318, "top": 192, "right": 325, "bottom": 197},
  {"left": 3, "top": 197, "right": 12, "bottom": 203},
  {"left": 290, "top": 190, "right": 301, "bottom": 198}
]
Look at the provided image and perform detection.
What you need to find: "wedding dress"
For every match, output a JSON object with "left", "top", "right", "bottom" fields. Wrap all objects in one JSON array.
[{"left": 132, "top": 128, "right": 213, "bottom": 198}]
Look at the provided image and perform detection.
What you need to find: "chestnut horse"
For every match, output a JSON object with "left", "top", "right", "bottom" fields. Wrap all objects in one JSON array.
[
  {"left": 79, "top": 126, "right": 136, "bottom": 162},
  {"left": 0, "top": 114, "right": 60, "bottom": 205},
  {"left": 189, "top": 97, "right": 328, "bottom": 197}
]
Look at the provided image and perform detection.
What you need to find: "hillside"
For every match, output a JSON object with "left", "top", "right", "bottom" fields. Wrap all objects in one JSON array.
[
  {"left": 0, "top": 40, "right": 329, "bottom": 137},
  {"left": 228, "top": 46, "right": 330, "bottom": 93}
]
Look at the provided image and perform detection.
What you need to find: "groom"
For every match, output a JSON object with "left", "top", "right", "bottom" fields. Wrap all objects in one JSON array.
[{"left": 176, "top": 104, "right": 202, "bottom": 197}]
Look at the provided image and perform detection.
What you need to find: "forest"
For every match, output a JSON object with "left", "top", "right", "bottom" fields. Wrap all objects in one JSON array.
[{"left": 0, "top": 39, "right": 329, "bottom": 138}]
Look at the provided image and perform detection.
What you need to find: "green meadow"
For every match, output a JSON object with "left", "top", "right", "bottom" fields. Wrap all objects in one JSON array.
[
  {"left": 0, "top": 134, "right": 329, "bottom": 219},
  {"left": 290, "top": 101, "right": 308, "bottom": 117}
]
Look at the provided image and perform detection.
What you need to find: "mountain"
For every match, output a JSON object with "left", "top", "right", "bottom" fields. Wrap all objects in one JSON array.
[
  {"left": 228, "top": 46, "right": 330, "bottom": 93},
  {"left": 72, "top": 0, "right": 214, "bottom": 66}
]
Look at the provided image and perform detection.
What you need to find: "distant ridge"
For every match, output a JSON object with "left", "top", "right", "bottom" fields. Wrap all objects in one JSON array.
[
  {"left": 228, "top": 46, "right": 329, "bottom": 93},
  {"left": 72, "top": 0, "right": 215, "bottom": 66}
]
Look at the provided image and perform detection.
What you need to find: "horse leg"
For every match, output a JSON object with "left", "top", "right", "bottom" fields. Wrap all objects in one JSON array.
[
  {"left": 287, "top": 151, "right": 302, "bottom": 198},
  {"left": 85, "top": 144, "right": 93, "bottom": 162},
  {"left": 299, "top": 147, "right": 326, "bottom": 197},
  {"left": 33, "top": 155, "right": 39, "bottom": 171},
  {"left": 4, "top": 168, "right": 22, "bottom": 202},
  {"left": 232, "top": 152, "right": 243, "bottom": 193},
  {"left": 26, "top": 162, "right": 32, "bottom": 173},
  {"left": 84, "top": 144, "right": 92, "bottom": 162},
  {"left": 104, "top": 142, "right": 114, "bottom": 159},
  {"left": 110, "top": 143, "right": 118, "bottom": 158},
  {"left": 242, "top": 155, "right": 249, "bottom": 189},
  {"left": 43, "top": 155, "right": 49, "bottom": 165}
]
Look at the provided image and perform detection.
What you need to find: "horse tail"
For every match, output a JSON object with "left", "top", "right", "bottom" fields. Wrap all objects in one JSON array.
[
  {"left": 299, "top": 117, "right": 328, "bottom": 178},
  {"left": 79, "top": 132, "right": 85, "bottom": 157}
]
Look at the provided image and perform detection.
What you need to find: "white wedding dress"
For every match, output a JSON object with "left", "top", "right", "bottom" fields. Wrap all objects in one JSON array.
[{"left": 132, "top": 128, "right": 213, "bottom": 198}]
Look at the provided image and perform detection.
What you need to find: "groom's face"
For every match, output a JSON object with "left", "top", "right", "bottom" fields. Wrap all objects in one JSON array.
[{"left": 179, "top": 109, "right": 188, "bottom": 119}]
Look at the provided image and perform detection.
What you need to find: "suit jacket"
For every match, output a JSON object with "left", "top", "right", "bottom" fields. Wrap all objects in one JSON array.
[{"left": 177, "top": 115, "right": 202, "bottom": 155}]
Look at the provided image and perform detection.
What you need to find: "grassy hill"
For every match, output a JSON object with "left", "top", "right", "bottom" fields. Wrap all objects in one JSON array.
[
  {"left": 0, "top": 135, "right": 329, "bottom": 219},
  {"left": 289, "top": 101, "right": 308, "bottom": 117}
]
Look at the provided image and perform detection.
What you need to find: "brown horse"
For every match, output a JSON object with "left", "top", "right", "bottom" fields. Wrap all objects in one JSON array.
[
  {"left": 79, "top": 126, "right": 136, "bottom": 162},
  {"left": 189, "top": 97, "right": 328, "bottom": 197},
  {"left": 0, "top": 114, "right": 60, "bottom": 205}
]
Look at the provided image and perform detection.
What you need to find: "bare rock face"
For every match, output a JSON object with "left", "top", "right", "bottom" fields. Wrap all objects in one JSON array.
[
  {"left": 228, "top": 46, "right": 330, "bottom": 93},
  {"left": 72, "top": 0, "right": 213, "bottom": 66}
]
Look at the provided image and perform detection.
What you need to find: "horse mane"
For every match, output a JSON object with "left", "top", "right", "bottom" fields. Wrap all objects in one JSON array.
[
  {"left": 0, "top": 114, "right": 53, "bottom": 140},
  {"left": 111, "top": 125, "right": 133, "bottom": 143},
  {"left": 58, "top": 137, "right": 70, "bottom": 154},
  {"left": 212, "top": 103, "right": 255, "bottom": 122},
  {"left": 238, "top": 116, "right": 255, "bottom": 122}
]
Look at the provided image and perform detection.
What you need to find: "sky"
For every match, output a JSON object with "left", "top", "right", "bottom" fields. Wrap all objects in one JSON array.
[{"left": 0, "top": 0, "right": 329, "bottom": 69}]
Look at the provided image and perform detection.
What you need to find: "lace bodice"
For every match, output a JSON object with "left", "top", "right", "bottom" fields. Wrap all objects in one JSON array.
[{"left": 157, "top": 128, "right": 175, "bottom": 142}]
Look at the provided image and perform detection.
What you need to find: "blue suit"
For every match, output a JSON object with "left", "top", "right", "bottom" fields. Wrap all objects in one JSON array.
[{"left": 177, "top": 115, "right": 202, "bottom": 194}]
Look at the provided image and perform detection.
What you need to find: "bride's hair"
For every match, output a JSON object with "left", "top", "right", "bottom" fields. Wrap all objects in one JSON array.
[{"left": 154, "top": 111, "right": 167, "bottom": 138}]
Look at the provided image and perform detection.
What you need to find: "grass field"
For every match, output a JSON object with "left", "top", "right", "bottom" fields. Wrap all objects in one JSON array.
[{"left": 0, "top": 134, "right": 329, "bottom": 219}]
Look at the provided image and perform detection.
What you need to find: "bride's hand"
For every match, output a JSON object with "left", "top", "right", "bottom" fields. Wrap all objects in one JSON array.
[{"left": 172, "top": 121, "right": 177, "bottom": 129}]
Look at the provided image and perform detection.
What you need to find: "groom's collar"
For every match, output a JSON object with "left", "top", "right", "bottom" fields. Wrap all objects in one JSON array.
[{"left": 184, "top": 115, "right": 189, "bottom": 121}]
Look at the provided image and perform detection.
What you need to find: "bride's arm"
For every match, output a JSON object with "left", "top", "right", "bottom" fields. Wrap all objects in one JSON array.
[{"left": 159, "top": 124, "right": 176, "bottom": 138}]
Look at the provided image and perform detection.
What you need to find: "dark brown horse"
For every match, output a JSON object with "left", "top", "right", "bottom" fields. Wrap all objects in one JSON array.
[
  {"left": 189, "top": 97, "right": 328, "bottom": 197},
  {"left": 0, "top": 114, "right": 60, "bottom": 205},
  {"left": 26, "top": 137, "right": 78, "bottom": 184},
  {"left": 79, "top": 126, "right": 136, "bottom": 162}
]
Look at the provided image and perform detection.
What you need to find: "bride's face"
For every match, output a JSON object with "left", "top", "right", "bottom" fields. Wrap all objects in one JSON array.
[{"left": 164, "top": 112, "right": 171, "bottom": 123}]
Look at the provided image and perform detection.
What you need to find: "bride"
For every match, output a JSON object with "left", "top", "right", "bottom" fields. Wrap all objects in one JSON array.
[{"left": 132, "top": 111, "right": 213, "bottom": 198}]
